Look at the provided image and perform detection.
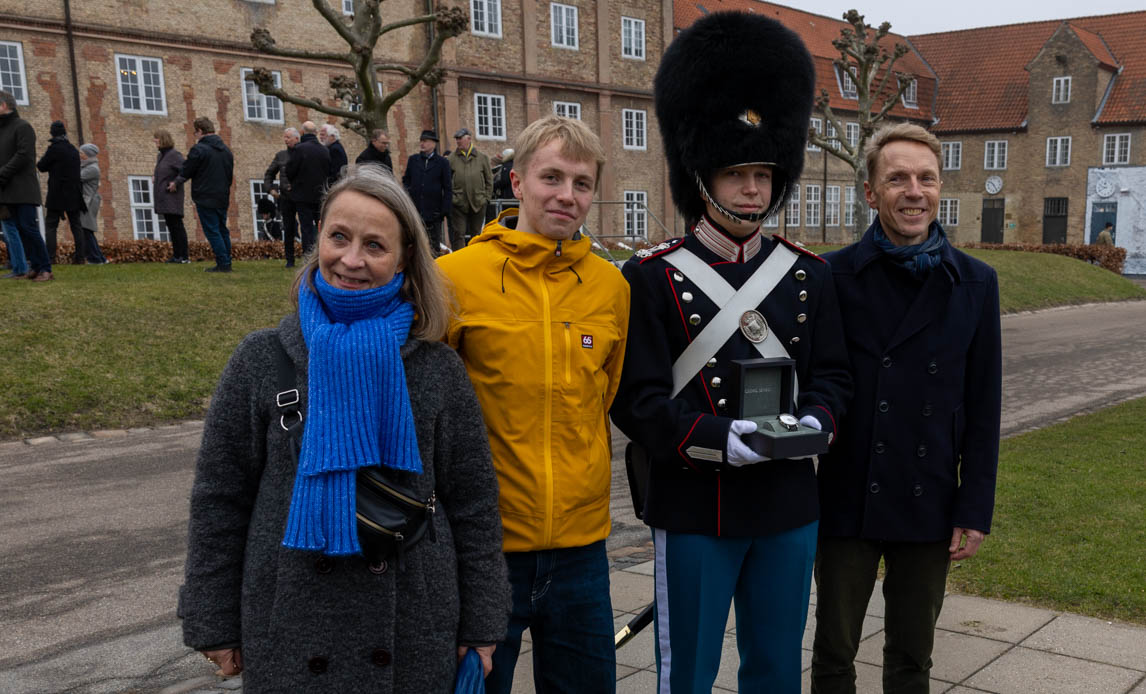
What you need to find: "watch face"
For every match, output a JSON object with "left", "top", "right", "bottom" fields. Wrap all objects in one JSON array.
[{"left": 779, "top": 414, "right": 799, "bottom": 428}]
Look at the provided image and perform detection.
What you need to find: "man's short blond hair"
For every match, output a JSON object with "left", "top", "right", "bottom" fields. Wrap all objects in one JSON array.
[
  {"left": 864, "top": 122, "right": 942, "bottom": 181},
  {"left": 514, "top": 116, "right": 606, "bottom": 190}
]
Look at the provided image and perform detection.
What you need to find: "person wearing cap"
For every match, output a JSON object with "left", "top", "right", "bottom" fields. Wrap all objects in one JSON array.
[
  {"left": 37, "top": 120, "right": 86, "bottom": 265},
  {"left": 609, "top": 12, "right": 851, "bottom": 693},
  {"left": 446, "top": 127, "right": 493, "bottom": 250},
  {"left": 811, "top": 124, "right": 1002, "bottom": 694},
  {"left": 437, "top": 115, "right": 629, "bottom": 693},
  {"left": 402, "top": 129, "right": 451, "bottom": 254}
]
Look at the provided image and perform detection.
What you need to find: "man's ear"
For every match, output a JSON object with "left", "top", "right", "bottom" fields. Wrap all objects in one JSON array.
[{"left": 509, "top": 168, "right": 523, "bottom": 200}]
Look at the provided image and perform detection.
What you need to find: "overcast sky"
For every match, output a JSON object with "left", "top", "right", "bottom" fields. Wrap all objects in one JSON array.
[{"left": 786, "top": 1, "right": 1145, "bottom": 35}]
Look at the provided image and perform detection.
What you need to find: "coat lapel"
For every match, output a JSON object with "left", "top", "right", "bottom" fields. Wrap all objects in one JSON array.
[{"left": 886, "top": 264, "right": 954, "bottom": 352}]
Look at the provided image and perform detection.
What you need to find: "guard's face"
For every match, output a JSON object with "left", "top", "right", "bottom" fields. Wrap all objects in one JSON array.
[
  {"left": 318, "top": 190, "right": 406, "bottom": 291},
  {"left": 865, "top": 140, "right": 941, "bottom": 247},
  {"left": 510, "top": 139, "right": 596, "bottom": 241},
  {"left": 705, "top": 164, "right": 773, "bottom": 238}
]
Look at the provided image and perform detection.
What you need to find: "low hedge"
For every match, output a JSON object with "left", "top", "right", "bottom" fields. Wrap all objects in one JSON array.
[
  {"left": 961, "top": 242, "right": 1127, "bottom": 275},
  {"left": 1, "top": 239, "right": 295, "bottom": 265}
]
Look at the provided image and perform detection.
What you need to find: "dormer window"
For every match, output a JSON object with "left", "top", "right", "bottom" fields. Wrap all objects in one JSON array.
[
  {"left": 901, "top": 78, "right": 918, "bottom": 108},
  {"left": 836, "top": 66, "right": 857, "bottom": 99},
  {"left": 1052, "top": 76, "right": 1071, "bottom": 104}
]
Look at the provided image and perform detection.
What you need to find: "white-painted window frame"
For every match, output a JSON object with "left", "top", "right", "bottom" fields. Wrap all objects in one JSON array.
[
  {"left": 474, "top": 93, "right": 507, "bottom": 140},
  {"left": 550, "top": 3, "right": 579, "bottom": 49},
  {"left": 622, "top": 108, "right": 646, "bottom": 151},
  {"left": 129, "top": 176, "right": 169, "bottom": 241},
  {"left": 621, "top": 16, "right": 645, "bottom": 60},
  {"left": 116, "top": 54, "right": 167, "bottom": 115},
  {"left": 0, "top": 40, "right": 29, "bottom": 105}
]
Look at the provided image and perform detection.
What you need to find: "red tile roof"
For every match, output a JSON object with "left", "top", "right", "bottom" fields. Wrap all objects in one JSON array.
[
  {"left": 673, "top": 0, "right": 937, "bottom": 123},
  {"left": 908, "top": 11, "right": 1146, "bottom": 132}
]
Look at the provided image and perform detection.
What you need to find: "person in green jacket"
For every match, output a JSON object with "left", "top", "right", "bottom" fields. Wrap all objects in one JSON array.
[{"left": 446, "top": 128, "right": 493, "bottom": 251}]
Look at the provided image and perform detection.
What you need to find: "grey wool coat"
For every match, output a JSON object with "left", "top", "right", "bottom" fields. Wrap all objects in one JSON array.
[{"left": 179, "top": 313, "right": 510, "bottom": 693}]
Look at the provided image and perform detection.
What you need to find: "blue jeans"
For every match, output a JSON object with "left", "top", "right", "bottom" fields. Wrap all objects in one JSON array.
[
  {"left": 195, "top": 204, "right": 232, "bottom": 267},
  {"left": 9, "top": 204, "right": 50, "bottom": 273},
  {"left": 2, "top": 218, "right": 28, "bottom": 274},
  {"left": 485, "top": 540, "right": 616, "bottom": 694}
]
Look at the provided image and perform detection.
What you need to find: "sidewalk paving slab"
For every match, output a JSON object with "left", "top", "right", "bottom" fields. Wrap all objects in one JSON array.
[
  {"left": 1022, "top": 614, "right": 1146, "bottom": 670},
  {"left": 965, "top": 646, "right": 1144, "bottom": 694},
  {"left": 1131, "top": 675, "right": 1146, "bottom": 693},
  {"left": 936, "top": 593, "right": 1057, "bottom": 642},
  {"left": 856, "top": 626, "right": 1012, "bottom": 683}
]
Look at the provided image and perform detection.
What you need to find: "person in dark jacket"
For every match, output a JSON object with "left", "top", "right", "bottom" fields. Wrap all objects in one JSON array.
[
  {"left": 356, "top": 128, "right": 392, "bottom": 171},
  {"left": 265, "top": 127, "right": 300, "bottom": 267},
  {"left": 255, "top": 185, "right": 282, "bottom": 241},
  {"left": 610, "top": 15, "right": 851, "bottom": 693},
  {"left": 172, "top": 117, "right": 234, "bottom": 272},
  {"left": 402, "top": 130, "right": 451, "bottom": 255},
  {"left": 179, "top": 165, "right": 510, "bottom": 692},
  {"left": 37, "top": 120, "right": 86, "bottom": 264},
  {"left": 152, "top": 129, "right": 188, "bottom": 264},
  {"left": 0, "top": 91, "right": 51, "bottom": 281},
  {"left": 78, "top": 143, "right": 107, "bottom": 264},
  {"left": 811, "top": 123, "right": 1002, "bottom": 694},
  {"left": 319, "top": 123, "right": 348, "bottom": 188},
  {"left": 285, "top": 121, "right": 330, "bottom": 257}
]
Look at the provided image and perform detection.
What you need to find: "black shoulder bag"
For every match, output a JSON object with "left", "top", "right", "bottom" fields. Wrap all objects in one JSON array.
[{"left": 272, "top": 338, "right": 436, "bottom": 569}]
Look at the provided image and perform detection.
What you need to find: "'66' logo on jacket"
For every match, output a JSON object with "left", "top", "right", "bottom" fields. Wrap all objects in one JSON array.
[{"left": 581, "top": 334, "right": 594, "bottom": 349}]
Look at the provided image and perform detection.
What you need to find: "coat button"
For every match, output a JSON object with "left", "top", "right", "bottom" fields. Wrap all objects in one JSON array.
[
  {"left": 927, "top": 361, "right": 938, "bottom": 375},
  {"left": 921, "top": 403, "right": 933, "bottom": 417},
  {"left": 314, "top": 557, "right": 333, "bottom": 574},
  {"left": 878, "top": 400, "right": 889, "bottom": 413},
  {"left": 308, "top": 656, "right": 328, "bottom": 674},
  {"left": 371, "top": 649, "right": 392, "bottom": 667},
  {"left": 790, "top": 336, "right": 800, "bottom": 345},
  {"left": 706, "top": 358, "right": 718, "bottom": 368},
  {"left": 710, "top": 377, "right": 722, "bottom": 388},
  {"left": 795, "top": 269, "right": 807, "bottom": 281},
  {"left": 796, "top": 313, "right": 807, "bottom": 324},
  {"left": 681, "top": 291, "right": 694, "bottom": 303},
  {"left": 913, "top": 484, "right": 924, "bottom": 497},
  {"left": 368, "top": 560, "right": 388, "bottom": 575},
  {"left": 869, "top": 483, "right": 880, "bottom": 494},
  {"left": 882, "top": 356, "right": 892, "bottom": 368},
  {"left": 673, "top": 272, "right": 684, "bottom": 282},
  {"left": 689, "top": 313, "right": 702, "bottom": 325},
  {"left": 917, "top": 444, "right": 928, "bottom": 457},
  {"left": 799, "top": 290, "right": 808, "bottom": 302},
  {"left": 874, "top": 441, "right": 886, "bottom": 454},
  {"left": 717, "top": 398, "right": 727, "bottom": 409}
]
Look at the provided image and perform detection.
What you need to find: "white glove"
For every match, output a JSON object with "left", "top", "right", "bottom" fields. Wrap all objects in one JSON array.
[
  {"left": 799, "top": 415, "right": 822, "bottom": 431},
  {"left": 727, "top": 419, "right": 769, "bottom": 467}
]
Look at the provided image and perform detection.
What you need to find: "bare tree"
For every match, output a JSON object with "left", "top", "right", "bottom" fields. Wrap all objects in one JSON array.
[
  {"left": 247, "top": 0, "right": 468, "bottom": 143},
  {"left": 807, "top": 9, "right": 915, "bottom": 241}
]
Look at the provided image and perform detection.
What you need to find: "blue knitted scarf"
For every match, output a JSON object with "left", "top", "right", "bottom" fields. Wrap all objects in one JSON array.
[
  {"left": 282, "top": 270, "right": 421, "bottom": 556},
  {"left": 873, "top": 219, "right": 948, "bottom": 278}
]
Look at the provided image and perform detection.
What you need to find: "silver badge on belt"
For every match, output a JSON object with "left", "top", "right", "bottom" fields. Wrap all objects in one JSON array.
[{"left": 739, "top": 310, "right": 768, "bottom": 343}]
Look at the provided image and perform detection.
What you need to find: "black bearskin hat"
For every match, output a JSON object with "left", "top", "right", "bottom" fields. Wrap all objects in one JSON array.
[{"left": 655, "top": 12, "right": 815, "bottom": 224}]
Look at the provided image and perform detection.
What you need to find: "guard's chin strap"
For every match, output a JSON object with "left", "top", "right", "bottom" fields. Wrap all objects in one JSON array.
[{"left": 695, "top": 171, "right": 788, "bottom": 226}]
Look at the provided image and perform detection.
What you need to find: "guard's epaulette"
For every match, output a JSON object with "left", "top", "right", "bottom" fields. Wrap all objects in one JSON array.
[
  {"left": 633, "top": 238, "right": 685, "bottom": 263},
  {"left": 773, "top": 235, "right": 826, "bottom": 263}
]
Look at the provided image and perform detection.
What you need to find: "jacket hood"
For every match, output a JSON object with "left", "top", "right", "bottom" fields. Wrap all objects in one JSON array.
[
  {"left": 199, "top": 134, "right": 227, "bottom": 151},
  {"left": 469, "top": 209, "right": 592, "bottom": 273}
]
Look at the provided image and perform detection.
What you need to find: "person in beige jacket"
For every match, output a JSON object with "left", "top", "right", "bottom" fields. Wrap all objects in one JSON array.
[{"left": 446, "top": 128, "right": 493, "bottom": 251}]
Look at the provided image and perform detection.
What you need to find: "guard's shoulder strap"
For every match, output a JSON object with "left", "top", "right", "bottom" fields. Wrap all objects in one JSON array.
[
  {"left": 634, "top": 238, "right": 685, "bottom": 263},
  {"left": 773, "top": 235, "right": 826, "bottom": 263}
]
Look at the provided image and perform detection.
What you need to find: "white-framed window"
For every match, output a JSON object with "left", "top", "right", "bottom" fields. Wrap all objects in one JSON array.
[
  {"left": 826, "top": 186, "right": 840, "bottom": 227},
  {"left": 550, "top": 3, "right": 578, "bottom": 49},
  {"left": 1103, "top": 133, "right": 1131, "bottom": 165},
  {"left": 901, "top": 78, "right": 918, "bottom": 108},
  {"left": 786, "top": 185, "right": 800, "bottom": 226},
  {"left": 837, "top": 65, "right": 857, "bottom": 99},
  {"left": 868, "top": 208, "right": 878, "bottom": 225},
  {"left": 808, "top": 118, "right": 822, "bottom": 152},
  {"left": 471, "top": 0, "right": 502, "bottom": 37},
  {"left": 249, "top": 179, "right": 281, "bottom": 241},
  {"left": 825, "top": 121, "right": 838, "bottom": 144},
  {"left": 623, "top": 190, "right": 647, "bottom": 237},
  {"left": 474, "top": 93, "right": 506, "bottom": 140},
  {"left": 1052, "top": 76, "right": 1071, "bottom": 104},
  {"left": 345, "top": 80, "right": 383, "bottom": 113},
  {"left": 622, "top": 109, "right": 646, "bottom": 150},
  {"left": 845, "top": 122, "right": 859, "bottom": 148},
  {"left": 553, "top": 101, "right": 581, "bottom": 120},
  {"left": 763, "top": 209, "right": 779, "bottom": 228},
  {"left": 342, "top": 0, "right": 354, "bottom": 15},
  {"left": 805, "top": 184, "right": 821, "bottom": 228},
  {"left": 0, "top": 41, "right": 29, "bottom": 105},
  {"left": 129, "top": 176, "right": 169, "bottom": 241},
  {"left": 621, "top": 17, "right": 645, "bottom": 60},
  {"left": 941, "top": 141, "right": 962, "bottom": 170},
  {"left": 1046, "top": 136, "right": 1071, "bottom": 167},
  {"left": 984, "top": 140, "right": 1007, "bottom": 170},
  {"left": 241, "top": 68, "right": 283, "bottom": 123},
  {"left": 939, "top": 198, "right": 959, "bottom": 226},
  {"left": 116, "top": 54, "right": 167, "bottom": 115},
  {"left": 844, "top": 186, "right": 856, "bottom": 227}
]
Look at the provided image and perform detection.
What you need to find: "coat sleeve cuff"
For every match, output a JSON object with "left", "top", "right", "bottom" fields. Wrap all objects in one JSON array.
[{"left": 675, "top": 414, "right": 732, "bottom": 468}]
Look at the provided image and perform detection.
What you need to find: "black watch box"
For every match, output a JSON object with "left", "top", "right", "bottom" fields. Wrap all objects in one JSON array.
[{"left": 730, "top": 357, "right": 831, "bottom": 460}]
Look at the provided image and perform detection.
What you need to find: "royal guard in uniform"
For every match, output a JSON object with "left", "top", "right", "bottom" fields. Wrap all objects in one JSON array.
[{"left": 610, "top": 12, "right": 853, "bottom": 693}]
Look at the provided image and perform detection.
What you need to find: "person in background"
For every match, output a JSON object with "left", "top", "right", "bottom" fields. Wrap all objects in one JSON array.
[
  {"left": 1, "top": 215, "right": 28, "bottom": 278},
  {"left": 171, "top": 117, "right": 234, "bottom": 273},
  {"left": 265, "top": 128, "right": 300, "bottom": 267},
  {"left": 78, "top": 143, "right": 107, "bottom": 264},
  {"left": 256, "top": 184, "right": 283, "bottom": 242},
  {"left": 356, "top": 129, "right": 392, "bottom": 172},
  {"left": 401, "top": 130, "right": 451, "bottom": 255},
  {"left": 1096, "top": 222, "right": 1114, "bottom": 246},
  {"left": 319, "top": 123, "right": 349, "bottom": 189},
  {"left": 487, "top": 148, "right": 514, "bottom": 222},
  {"left": 37, "top": 120, "right": 86, "bottom": 264},
  {"left": 0, "top": 90, "right": 51, "bottom": 281},
  {"left": 446, "top": 127, "right": 492, "bottom": 251},
  {"left": 152, "top": 129, "right": 188, "bottom": 264},
  {"left": 286, "top": 121, "right": 330, "bottom": 258}
]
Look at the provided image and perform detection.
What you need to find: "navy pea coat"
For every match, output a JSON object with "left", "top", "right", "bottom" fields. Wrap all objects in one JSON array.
[
  {"left": 820, "top": 223, "right": 1002, "bottom": 543},
  {"left": 401, "top": 152, "right": 452, "bottom": 224},
  {"left": 611, "top": 223, "right": 852, "bottom": 537}
]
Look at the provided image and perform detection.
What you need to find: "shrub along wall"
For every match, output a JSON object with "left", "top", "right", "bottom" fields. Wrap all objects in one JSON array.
[
  {"left": 961, "top": 242, "right": 1127, "bottom": 275},
  {"left": 1, "top": 240, "right": 296, "bottom": 265}
]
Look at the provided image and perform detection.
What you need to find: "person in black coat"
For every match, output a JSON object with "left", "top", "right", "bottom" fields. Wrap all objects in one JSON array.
[
  {"left": 811, "top": 123, "right": 1002, "bottom": 694},
  {"left": 173, "top": 117, "right": 234, "bottom": 272},
  {"left": 36, "top": 121, "right": 86, "bottom": 264},
  {"left": 264, "top": 127, "right": 299, "bottom": 267},
  {"left": 355, "top": 128, "right": 392, "bottom": 171},
  {"left": 0, "top": 90, "right": 51, "bottom": 280},
  {"left": 319, "top": 124, "right": 348, "bottom": 188},
  {"left": 401, "top": 130, "right": 451, "bottom": 254},
  {"left": 255, "top": 185, "right": 282, "bottom": 241},
  {"left": 285, "top": 121, "right": 330, "bottom": 256},
  {"left": 152, "top": 129, "right": 188, "bottom": 263}
]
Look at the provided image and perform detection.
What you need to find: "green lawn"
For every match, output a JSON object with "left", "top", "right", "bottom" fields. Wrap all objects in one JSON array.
[{"left": 947, "top": 397, "right": 1146, "bottom": 625}]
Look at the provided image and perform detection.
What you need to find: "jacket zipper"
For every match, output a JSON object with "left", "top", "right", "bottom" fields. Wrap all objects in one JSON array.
[
  {"left": 359, "top": 473, "right": 434, "bottom": 511},
  {"left": 563, "top": 322, "right": 572, "bottom": 384},
  {"left": 540, "top": 273, "right": 555, "bottom": 546}
]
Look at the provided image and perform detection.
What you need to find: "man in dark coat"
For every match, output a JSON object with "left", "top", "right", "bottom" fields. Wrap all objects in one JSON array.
[
  {"left": 355, "top": 128, "right": 392, "bottom": 171},
  {"left": 319, "top": 123, "right": 348, "bottom": 188},
  {"left": 36, "top": 120, "right": 86, "bottom": 264},
  {"left": 0, "top": 90, "right": 52, "bottom": 281},
  {"left": 402, "top": 129, "right": 451, "bottom": 254},
  {"left": 811, "top": 123, "right": 1002, "bottom": 694},
  {"left": 285, "top": 121, "right": 330, "bottom": 257},
  {"left": 256, "top": 185, "right": 282, "bottom": 241},
  {"left": 264, "top": 127, "right": 299, "bottom": 267},
  {"left": 172, "top": 116, "right": 234, "bottom": 273}
]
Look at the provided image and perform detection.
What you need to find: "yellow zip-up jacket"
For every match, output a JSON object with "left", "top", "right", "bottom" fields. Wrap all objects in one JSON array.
[{"left": 437, "top": 211, "right": 630, "bottom": 552}]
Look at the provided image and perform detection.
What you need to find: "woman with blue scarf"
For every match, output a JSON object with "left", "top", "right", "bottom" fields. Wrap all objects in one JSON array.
[{"left": 179, "top": 165, "right": 510, "bottom": 692}]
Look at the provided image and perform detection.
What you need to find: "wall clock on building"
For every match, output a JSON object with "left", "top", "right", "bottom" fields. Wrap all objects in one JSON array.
[
  {"left": 1095, "top": 178, "right": 1116, "bottom": 198},
  {"left": 985, "top": 175, "right": 1003, "bottom": 195}
]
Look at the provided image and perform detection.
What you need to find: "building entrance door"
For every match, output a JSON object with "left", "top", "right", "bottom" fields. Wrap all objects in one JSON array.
[
  {"left": 1043, "top": 197, "right": 1068, "bottom": 244},
  {"left": 1090, "top": 202, "right": 1117, "bottom": 244},
  {"left": 981, "top": 199, "right": 1004, "bottom": 243}
]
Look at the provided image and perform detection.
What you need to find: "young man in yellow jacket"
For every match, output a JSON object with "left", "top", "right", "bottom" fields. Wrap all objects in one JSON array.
[{"left": 437, "top": 115, "right": 630, "bottom": 693}]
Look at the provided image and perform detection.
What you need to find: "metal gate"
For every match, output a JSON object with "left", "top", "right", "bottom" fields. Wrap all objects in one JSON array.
[
  {"left": 1042, "top": 197, "right": 1068, "bottom": 244},
  {"left": 981, "top": 199, "right": 1004, "bottom": 243}
]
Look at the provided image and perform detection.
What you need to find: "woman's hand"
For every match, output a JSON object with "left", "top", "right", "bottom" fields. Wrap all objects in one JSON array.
[
  {"left": 456, "top": 645, "right": 496, "bottom": 677},
  {"left": 202, "top": 647, "right": 243, "bottom": 676}
]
